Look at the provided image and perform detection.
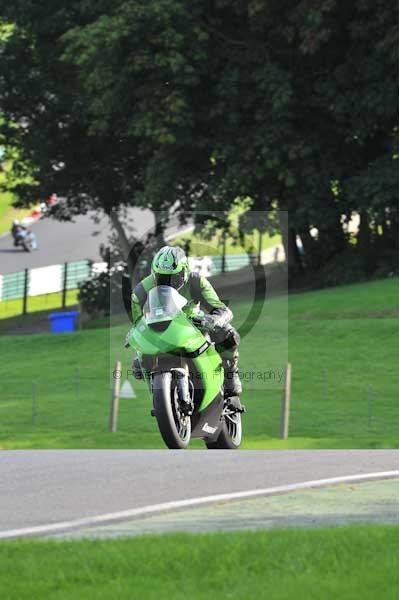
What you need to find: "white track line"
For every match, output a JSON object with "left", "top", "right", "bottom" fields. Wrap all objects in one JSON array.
[{"left": 1, "top": 470, "right": 399, "bottom": 540}]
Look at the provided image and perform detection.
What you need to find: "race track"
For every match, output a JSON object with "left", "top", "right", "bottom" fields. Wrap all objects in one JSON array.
[
  {"left": 1, "top": 450, "right": 398, "bottom": 538},
  {"left": 0, "top": 210, "right": 188, "bottom": 274}
]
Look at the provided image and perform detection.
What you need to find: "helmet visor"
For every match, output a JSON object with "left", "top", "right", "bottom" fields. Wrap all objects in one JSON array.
[{"left": 155, "top": 272, "right": 186, "bottom": 290}]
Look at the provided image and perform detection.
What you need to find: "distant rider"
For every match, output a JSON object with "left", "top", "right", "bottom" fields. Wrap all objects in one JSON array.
[
  {"left": 11, "top": 220, "right": 27, "bottom": 246},
  {"left": 131, "top": 246, "right": 242, "bottom": 399}
]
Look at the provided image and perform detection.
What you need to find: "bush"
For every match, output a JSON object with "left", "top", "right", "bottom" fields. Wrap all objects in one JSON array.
[
  {"left": 78, "top": 270, "right": 110, "bottom": 318},
  {"left": 320, "top": 250, "right": 368, "bottom": 287}
]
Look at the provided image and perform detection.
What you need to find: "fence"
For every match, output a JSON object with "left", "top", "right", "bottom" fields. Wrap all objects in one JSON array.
[
  {"left": 0, "top": 247, "right": 284, "bottom": 317},
  {"left": 0, "top": 371, "right": 109, "bottom": 432},
  {"left": 0, "top": 260, "right": 107, "bottom": 316},
  {"left": 1, "top": 367, "right": 397, "bottom": 445}
]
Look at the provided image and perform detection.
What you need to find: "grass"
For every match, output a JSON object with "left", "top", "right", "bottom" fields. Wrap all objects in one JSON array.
[
  {"left": 0, "top": 160, "right": 35, "bottom": 234},
  {"left": 171, "top": 229, "right": 281, "bottom": 256},
  {"left": 0, "top": 277, "right": 398, "bottom": 449},
  {"left": 0, "top": 526, "right": 398, "bottom": 599},
  {"left": 0, "top": 290, "right": 79, "bottom": 320},
  {"left": 0, "top": 190, "right": 14, "bottom": 221},
  {"left": 289, "top": 276, "right": 399, "bottom": 319},
  {"left": 0, "top": 184, "right": 31, "bottom": 236}
]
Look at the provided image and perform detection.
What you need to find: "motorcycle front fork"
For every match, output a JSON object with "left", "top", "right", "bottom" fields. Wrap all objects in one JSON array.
[{"left": 173, "top": 368, "right": 194, "bottom": 416}]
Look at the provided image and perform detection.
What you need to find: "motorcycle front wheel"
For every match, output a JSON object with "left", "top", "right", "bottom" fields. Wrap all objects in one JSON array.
[
  {"left": 153, "top": 372, "right": 191, "bottom": 449},
  {"left": 22, "top": 239, "right": 32, "bottom": 252}
]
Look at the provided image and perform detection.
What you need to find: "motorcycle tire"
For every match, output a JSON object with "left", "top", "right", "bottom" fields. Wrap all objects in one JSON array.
[
  {"left": 205, "top": 411, "right": 242, "bottom": 450},
  {"left": 153, "top": 372, "right": 191, "bottom": 449}
]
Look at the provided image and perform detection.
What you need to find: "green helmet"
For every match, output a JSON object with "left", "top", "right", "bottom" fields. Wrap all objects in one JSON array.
[{"left": 151, "top": 246, "right": 189, "bottom": 290}]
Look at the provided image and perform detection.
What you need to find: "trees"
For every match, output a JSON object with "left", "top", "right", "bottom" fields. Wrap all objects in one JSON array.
[
  {"left": 0, "top": 2, "right": 157, "bottom": 272},
  {"left": 1, "top": 1, "right": 398, "bottom": 286},
  {"left": 196, "top": 0, "right": 399, "bottom": 283}
]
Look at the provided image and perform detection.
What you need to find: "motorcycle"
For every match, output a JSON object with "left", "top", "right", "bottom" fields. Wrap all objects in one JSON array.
[
  {"left": 15, "top": 229, "right": 37, "bottom": 252},
  {"left": 126, "top": 285, "right": 245, "bottom": 450}
]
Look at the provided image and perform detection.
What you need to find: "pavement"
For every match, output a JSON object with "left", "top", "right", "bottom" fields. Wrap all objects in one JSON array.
[{"left": 0, "top": 450, "right": 398, "bottom": 538}]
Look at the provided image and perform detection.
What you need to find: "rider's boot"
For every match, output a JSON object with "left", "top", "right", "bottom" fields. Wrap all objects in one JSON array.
[
  {"left": 133, "top": 357, "right": 144, "bottom": 380},
  {"left": 222, "top": 356, "right": 245, "bottom": 413},
  {"left": 222, "top": 355, "right": 242, "bottom": 398}
]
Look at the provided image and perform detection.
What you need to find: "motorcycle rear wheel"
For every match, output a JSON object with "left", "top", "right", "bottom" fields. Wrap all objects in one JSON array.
[
  {"left": 153, "top": 372, "right": 191, "bottom": 449},
  {"left": 205, "top": 409, "right": 242, "bottom": 450}
]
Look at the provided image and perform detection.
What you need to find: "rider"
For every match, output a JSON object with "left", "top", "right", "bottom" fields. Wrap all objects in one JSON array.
[
  {"left": 11, "top": 220, "right": 27, "bottom": 246},
  {"left": 131, "top": 245, "right": 242, "bottom": 399}
]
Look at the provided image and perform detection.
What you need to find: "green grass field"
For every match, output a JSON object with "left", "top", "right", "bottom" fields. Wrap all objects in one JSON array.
[
  {"left": 1, "top": 525, "right": 398, "bottom": 599},
  {"left": 171, "top": 229, "right": 281, "bottom": 256},
  {"left": 0, "top": 277, "right": 398, "bottom": 449},
  {"left": 0, "top": 290, "right": 79, "bottom": 320}
]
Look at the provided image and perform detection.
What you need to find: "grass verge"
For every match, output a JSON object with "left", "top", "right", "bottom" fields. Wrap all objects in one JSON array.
[
  {"left": 0, "top": 526, "right": 398, "bottom": 599},
  {"left": 0, "top": 290, "right": 79, "bottom": 320},
  {"left": 171, "top": 229, "right": 281, "bottom": 256},
  {"left": 0, "top": 191, "right": 31, "bottom": 236}
]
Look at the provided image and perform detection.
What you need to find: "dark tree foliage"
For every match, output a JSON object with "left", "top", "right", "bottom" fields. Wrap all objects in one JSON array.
[{"left": 1, "top": 0, "right": 398, "bottom": 286}]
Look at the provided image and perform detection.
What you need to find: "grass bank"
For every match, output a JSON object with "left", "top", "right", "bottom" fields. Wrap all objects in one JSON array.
[
  {"left": 1, "top": 526, "right": 398, "bottom": 599},
  {"left": 0, "top": 290, "right": 79, "bottom": 320},
  {"left": 0, "top": 277, "right": 398, "bottom": 449},
  {"left": 171, "top": 229, "right": 280, "bottom": 256},
  {"left": 0, "top": 191, "right": 31, "bottom": 236}
]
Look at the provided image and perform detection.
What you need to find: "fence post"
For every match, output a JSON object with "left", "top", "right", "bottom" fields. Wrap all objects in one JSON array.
[
  {"left": 280, "top": 363, "right": 292, "bottom": 440},
  {"left": 22, "top": 268, "right": 29, "bottom": 315},
  {"left": 62, "top": 262, "right": 68, "bottom": 308},
  {"left": 109, "top": 361, "right": 122, "bottom": 433}
]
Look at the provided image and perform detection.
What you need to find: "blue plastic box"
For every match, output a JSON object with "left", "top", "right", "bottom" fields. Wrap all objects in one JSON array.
[{"left": 48, "top": 311, "right": 80, "bottom": 333}]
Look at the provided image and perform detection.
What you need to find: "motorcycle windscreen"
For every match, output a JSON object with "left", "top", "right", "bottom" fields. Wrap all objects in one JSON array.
[{"left": 144, "top": 285, "right": 188, "bottom": 324}]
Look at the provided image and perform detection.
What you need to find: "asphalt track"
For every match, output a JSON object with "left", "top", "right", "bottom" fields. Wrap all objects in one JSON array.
[
  {"left": 0, "top": 450, "right": 398, "bottom": 538},
  {"left": 0, "top": 209, "right": 187, "bottom": 274}
]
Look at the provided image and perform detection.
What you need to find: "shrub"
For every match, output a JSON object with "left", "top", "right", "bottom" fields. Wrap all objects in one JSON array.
[{"left": 78, "top": 270, "right": 110, "bottom": 318}]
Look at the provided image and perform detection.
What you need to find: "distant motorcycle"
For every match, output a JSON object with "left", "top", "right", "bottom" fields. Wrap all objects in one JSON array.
[{"left": 15, "top": 229, "right": 38, "bottom": 252}]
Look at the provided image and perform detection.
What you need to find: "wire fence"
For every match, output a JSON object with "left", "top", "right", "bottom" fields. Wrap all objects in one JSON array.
[
  {"left": 0, "top": 369, "right": 397, "bottom": 443},
  {"left": 0, "top": 371, "right": 108, "bottom": 431},
  {"left": 0, "top": 253, "right": 272, "bottom": 318}
]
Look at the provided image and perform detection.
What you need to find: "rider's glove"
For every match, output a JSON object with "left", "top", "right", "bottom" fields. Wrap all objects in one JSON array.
[{"left": 192, "top": 314, "right": 217, "bottom": 332}]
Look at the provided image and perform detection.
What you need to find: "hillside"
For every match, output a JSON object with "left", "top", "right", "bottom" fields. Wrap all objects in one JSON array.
[{"left": 0, "top": 277, "right": 398, "bottom": 449}]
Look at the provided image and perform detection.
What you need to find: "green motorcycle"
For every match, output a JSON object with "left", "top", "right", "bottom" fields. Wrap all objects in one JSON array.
[{"left": 126, "top": 285, "right": 244, "bottom": 450}]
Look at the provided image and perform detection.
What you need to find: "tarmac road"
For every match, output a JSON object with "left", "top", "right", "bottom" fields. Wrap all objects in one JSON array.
[
  {"left": 0, "top": 450, "right": 398, "bottom": 537},
  {"left": 0, "top": 209, "right": 188, "bottom": 275}
]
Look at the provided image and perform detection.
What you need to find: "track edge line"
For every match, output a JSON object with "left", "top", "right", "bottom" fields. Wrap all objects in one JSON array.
[{"left": 2, "top": 470, "right": 399, "bottom": 540}]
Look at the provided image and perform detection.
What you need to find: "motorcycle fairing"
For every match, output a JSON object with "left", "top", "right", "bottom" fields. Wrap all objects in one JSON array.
[
  {"left": 190, "top": 391, "right": 224, "bottom": 440},
  {"left": 128, "top": 311, "right": 224, "bottom": 413}
]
